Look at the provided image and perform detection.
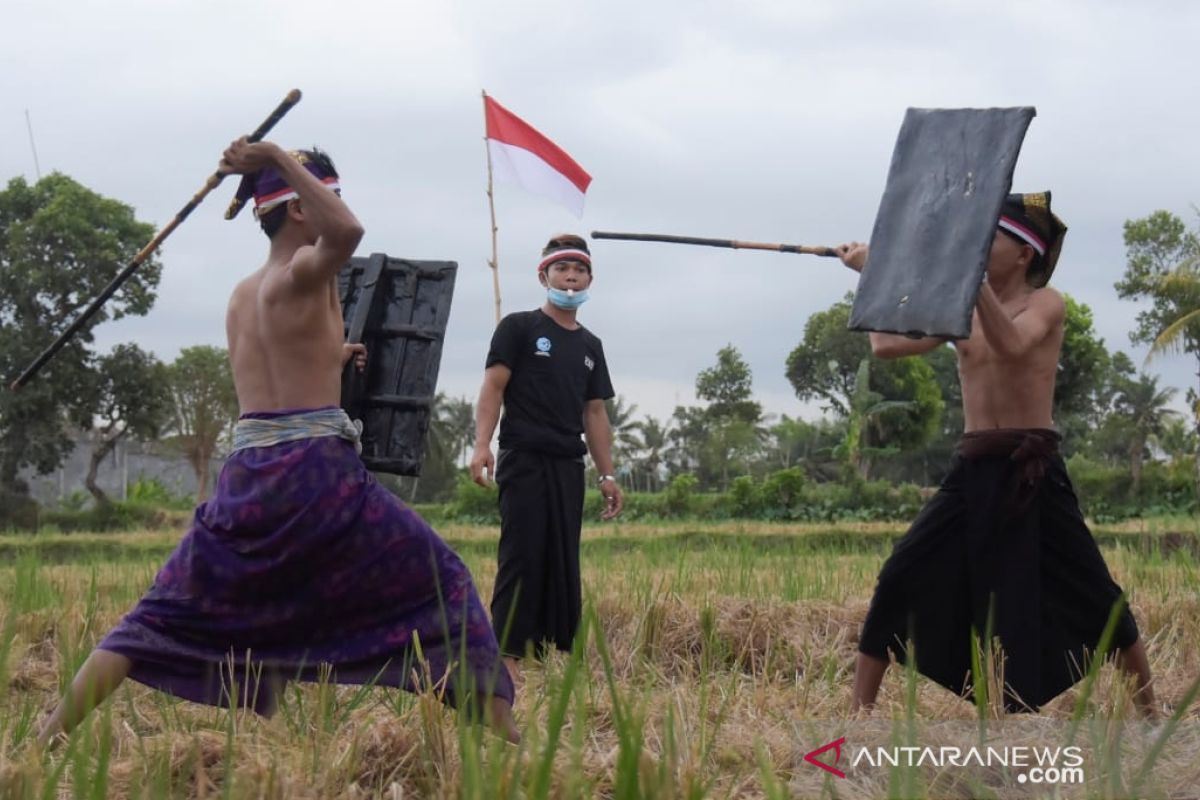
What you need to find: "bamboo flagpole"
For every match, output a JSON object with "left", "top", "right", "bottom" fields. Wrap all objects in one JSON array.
[
  {"left": 591, "top": 230, "right": 838, "bottom": 257},
  {"left": 10, "top": 89, "right": 304, "bottom": 391},
  {"left": 482, "top": 90, "right": 502, "bottom": 325}
]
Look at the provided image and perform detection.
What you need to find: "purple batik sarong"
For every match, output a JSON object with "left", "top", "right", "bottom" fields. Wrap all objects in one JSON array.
[{"left": 99, "top": 407, "right": 513, "bottom": 714}]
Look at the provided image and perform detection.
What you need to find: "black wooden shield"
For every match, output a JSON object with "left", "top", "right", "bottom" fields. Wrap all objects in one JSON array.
[
  {"left": 338, "top": 254, "right": 457, "bottom": 475},
  {"left": 849, "top": 107, "right": 1036, "bottom": 339}
]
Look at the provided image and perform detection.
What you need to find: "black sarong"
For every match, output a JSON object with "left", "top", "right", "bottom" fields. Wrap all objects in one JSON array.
[
  {"left": 858, "top": 429, "right": 1139, "bottom": 711},
  {"left": 490, "top": 448, "right": 584, "bottom": 658}
]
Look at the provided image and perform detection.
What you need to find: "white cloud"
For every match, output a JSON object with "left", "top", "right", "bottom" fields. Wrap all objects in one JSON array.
[{"left": 5, "top": 0, "right": 1199, "bottom": 428}]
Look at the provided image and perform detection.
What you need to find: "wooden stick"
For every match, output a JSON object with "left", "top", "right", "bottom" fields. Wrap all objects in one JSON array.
[
  {"left": 10, "top": 89, "right": 303, "bottom": 391},
  {"left": 482, "top": 90, "right": 502, "bottom": 326},
  {"left": 590, "top": 230, "right": 838, "bottom": 257}
]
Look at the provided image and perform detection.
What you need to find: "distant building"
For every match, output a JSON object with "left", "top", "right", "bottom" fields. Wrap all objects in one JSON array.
[{"left": 21, "top": 434, "right": 222, "bottom": 507}]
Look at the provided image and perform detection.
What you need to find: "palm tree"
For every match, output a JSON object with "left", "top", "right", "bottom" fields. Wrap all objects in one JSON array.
[
  {"left": 396, "top": 393, "right": 475, "bottom": 503},
  {"left": 633, "top": 416, "right": 669, "bottom": 492},
  {"left": 1158, "top": 416, "right": 1198, "bottom": 465},
  {"left": 424, "top": 393, "right": 451, "bottom": 462},
  {"left": 1143, "top": 258, "right": 1200, "bottom": 495},
  {"left": 666, "top": 405, "right": 706, "bottom": 480},
  {"left": 603, "top": 395, "right": 642, "bottom": 480},
  {"left": 439, "top": 395, "right": 476, "bottom": 467},
  {"left": 1114, "top": 374, "right": 1178, "bottom": 494},
  {"left": 1144, "top": 258, "right": 1200, "bottom": 362},
  {"left": 408, "top": 392, "right": 454, "bottom": 501}
]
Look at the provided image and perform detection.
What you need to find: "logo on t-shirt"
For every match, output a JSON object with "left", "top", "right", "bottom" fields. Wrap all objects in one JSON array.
[
  {"left": 584, "top": 355, "right": 595, "bottom": 371},
  {"left": 535, "top": 336, "right": 552, "bottom": 357}
]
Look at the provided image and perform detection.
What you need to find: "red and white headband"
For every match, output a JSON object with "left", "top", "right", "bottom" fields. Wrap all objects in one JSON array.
[
  {"left": 997, "top": 215, "right": 1047, "bottom": 256},
  {"left": 538, "top": 248, "right": 592, "bottom": 272}
]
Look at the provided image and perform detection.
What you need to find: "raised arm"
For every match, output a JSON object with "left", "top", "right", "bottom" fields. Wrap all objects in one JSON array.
[
  {"left": 221, "top": 138, "right": 364, "bottom": 290},
  {"left": 868, "top": 331, "right": 948, "bottom": 359},
  {"left": 974, "top": 283, "right": 1064, "bottom": 359}
]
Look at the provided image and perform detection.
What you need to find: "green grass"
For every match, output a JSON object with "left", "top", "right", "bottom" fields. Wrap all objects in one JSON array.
[{"left": 1, "top": 520, "right": 1197, "bottom": 798}]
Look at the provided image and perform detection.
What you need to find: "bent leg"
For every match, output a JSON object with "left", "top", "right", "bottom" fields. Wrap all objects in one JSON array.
[
  {"left": 850, "top": 651, "right": 889, "bottom": 712},
  {"left": 1116, "top": 638, "right": 1157, "bottom": 719},
  {"left": 38, "top": 649, "right": 132, "bottom": 745},
  {"left": 858, "top": 475, "right": 971, "bottom": 698},
  {"left": 485, "top": 696, "right": 521, "bottom": 744}
]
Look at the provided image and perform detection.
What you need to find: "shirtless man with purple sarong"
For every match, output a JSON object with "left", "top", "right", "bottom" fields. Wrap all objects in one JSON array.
[
  {"left": 838, "top": 193, "right": 1156, "bottom": 717},
  {"left": 39, "top": 138, "right": 518, "bottom": 744}
]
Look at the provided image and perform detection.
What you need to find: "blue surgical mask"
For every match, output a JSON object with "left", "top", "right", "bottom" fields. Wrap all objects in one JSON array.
[{"left": 547, "top": 287, "right": 589, "bottom": 309}]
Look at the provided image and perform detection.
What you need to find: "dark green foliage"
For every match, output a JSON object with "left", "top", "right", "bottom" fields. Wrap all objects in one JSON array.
[{"left": 0, "top": 174, "right": 161, "bottom": 492}]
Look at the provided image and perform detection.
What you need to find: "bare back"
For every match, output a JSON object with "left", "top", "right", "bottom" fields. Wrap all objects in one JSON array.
[
  {"left": 226, "top": 251, "right": 345, "bottom": 413},
  {"left": 954, "top": 287, "right": 1064, "bottom": 431}
]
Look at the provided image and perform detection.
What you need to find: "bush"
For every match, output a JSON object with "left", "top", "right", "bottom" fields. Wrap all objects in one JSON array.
[
  {"left": 448, "top": 475, "right": 500, "bottom": 523},
  {"left": 759, "top": 467, "right": 807, "bottom": 519},
  {"left": 59, "top": 490, "right": 91, "bottom": 512},
  {"left": 852, "top": 479, "right": 924, "bottom": 521},
  {"left": 800, "top": 480, "right": 856, "bottom": 522},
  {"left": 727, "top": 475, "right": 760, "bottom": 517},
  {"left": 126, "top": 477, "right": 193, "bottom": 510},
  {"left": 399, "top": 459, "right": 1198, "bottom": 525},
  {"left": 596, "top": 490, "right": 667, "bottom": 520},
  {"left": 409, "top": 502, "right": 449, "bottom": 523},
  {"left": 39, "top": 502, "right": 168, "bottom": 532},
  {"left": 0, "top": 485, "right": 39, "bottom": 530},
  {"left": 663, "top": 473, "right": 699, "bottom": 517},
  {"left": 1067, "top": 455, "right": 1196, "bottom": 521}
]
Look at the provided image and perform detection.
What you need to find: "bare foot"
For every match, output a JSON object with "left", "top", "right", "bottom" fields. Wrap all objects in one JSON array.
[
  {"left": 1117, "top": 639, "right": 1157, "bottom": 720},
  {"left": 849, "top": 652, "right": 888, "bottom": 715},
  {"left": 38, "top": 649, "right": 132, "bottom": 746},
  {"left": 485, "top": 697, "right": 520, "bottom": 744}
]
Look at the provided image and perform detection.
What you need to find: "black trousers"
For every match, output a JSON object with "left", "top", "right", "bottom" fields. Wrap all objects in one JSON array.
[
  {"left": 490, "top": 449, "right": 584, "bottom": 658},
  {"left": 858, "top": 448, "right": 1139, "bottom": 711}
]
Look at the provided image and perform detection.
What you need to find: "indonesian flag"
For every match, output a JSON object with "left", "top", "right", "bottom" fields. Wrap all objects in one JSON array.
[{"left": 484, "top": 94, "right": 592, "bottom": 218}]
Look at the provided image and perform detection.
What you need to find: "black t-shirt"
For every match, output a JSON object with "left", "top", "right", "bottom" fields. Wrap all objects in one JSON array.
[{"left": 485, "top": 309, "right": 615, "bottom": 457}]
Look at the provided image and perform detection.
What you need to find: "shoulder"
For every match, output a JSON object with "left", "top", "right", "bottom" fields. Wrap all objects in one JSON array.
[
  {"left": 500, "top": 310, "right": 541, "bottom": 328},
  {"left": 491, "top": 312, "right": 546, "bottom": 357},
  {"left": 280, "top": 244, "right": 327, "bottom": 292},
  {"left": 1027, "top": 286, "right": 1065, "bottom": 321},
  {"left": 577, "top": 323, "right": 604, "bottom": 348},
  {"left": 228, "top": 271, "right": 262, "bottom": 308},
  {"left": 494, "top": 310, "right": 534, "bottom": 337}
]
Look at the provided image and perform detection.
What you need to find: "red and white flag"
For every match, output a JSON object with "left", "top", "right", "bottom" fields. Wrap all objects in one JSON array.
[{"left": 484, "top": 94, "right": 592, "bottom": 218}]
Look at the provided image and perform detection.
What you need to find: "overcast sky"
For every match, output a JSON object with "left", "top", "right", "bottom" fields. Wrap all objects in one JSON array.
[{"left": 4, "top": 0, "right": 1199, "bottom": 425}]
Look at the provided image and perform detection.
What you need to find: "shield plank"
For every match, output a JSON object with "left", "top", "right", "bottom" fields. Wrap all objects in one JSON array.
[
  {"left": 849, "top": 107, "right": 1036, "bottom": 339},
  {"left": 338, "top": 253, "right": 457, "bottom": 475}
]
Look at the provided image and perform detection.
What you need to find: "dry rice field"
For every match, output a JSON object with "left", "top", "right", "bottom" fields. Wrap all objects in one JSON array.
[{"left": 1, "top": 520, "right": 1198, "bottom": 799}]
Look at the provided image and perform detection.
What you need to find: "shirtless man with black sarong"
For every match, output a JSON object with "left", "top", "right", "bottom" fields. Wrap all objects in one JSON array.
[{"left": 839, "top": 193, "right": 1156, "bottom": 717}]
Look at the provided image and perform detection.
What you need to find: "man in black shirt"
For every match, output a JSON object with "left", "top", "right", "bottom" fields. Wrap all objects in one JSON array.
[{"left": 471, "top": 234, "right": 623, "bottom": 676}]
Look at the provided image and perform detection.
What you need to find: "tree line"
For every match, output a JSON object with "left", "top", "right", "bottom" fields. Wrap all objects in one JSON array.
[
  {"left": 2, "top": 173, "right": 1197, "bottom": 524},
  {"left": 0, "top": 175, "right": 238, "bottom": 525}
]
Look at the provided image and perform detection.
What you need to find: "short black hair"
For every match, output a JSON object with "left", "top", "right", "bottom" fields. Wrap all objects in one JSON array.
[
  {"left": 543, "top": 233, "right": 589, "bottom": 255},
  {"left": 258, "top": 147, "right": 340, "bottom": 239},
  {"left": 258, "top": 203, "right": 288, "bottom": 239}
]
